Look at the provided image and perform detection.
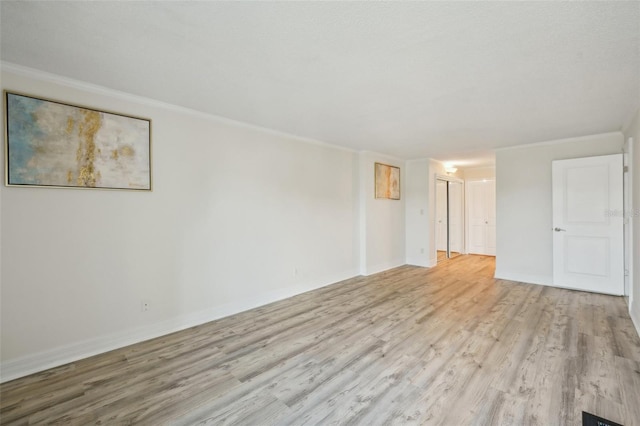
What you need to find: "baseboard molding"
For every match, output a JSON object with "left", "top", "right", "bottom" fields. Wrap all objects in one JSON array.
[
  {"left": 363, "top": 259, "right": 406, "bottom": 276},
  {"left": 0, "top": 268, "right": 358, "bottom": 383},
  {"left": 495, "top": 271, "right": 625, "bottom": 296},
  {"left": 494, "top": 270, "right": 553, "bottom": 287},
  {"left": 405, "top": 257, "right": 431, "bottom": 268}
]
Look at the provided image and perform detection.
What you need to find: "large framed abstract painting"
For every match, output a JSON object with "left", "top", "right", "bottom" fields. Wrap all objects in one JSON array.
[
  {"left": 375, "top": 162, "right": 400, "bottom": 200},
  {"left": 5, "top": 92, "right": 151, "bottom": 190}
]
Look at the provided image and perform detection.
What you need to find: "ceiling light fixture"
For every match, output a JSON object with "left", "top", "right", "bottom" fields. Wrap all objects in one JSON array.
[{"left": 445, "top": 165, "right": 458, "bottom": 175}]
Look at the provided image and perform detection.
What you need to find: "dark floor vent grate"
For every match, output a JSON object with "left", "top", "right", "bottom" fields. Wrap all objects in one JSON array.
[{"left": 582, "top": 411, "right": 623, "bottom": 426}]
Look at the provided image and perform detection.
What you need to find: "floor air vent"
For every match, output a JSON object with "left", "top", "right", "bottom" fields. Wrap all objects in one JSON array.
[{"left": 582, "top": 411, "right": 623, "bottom": 426}]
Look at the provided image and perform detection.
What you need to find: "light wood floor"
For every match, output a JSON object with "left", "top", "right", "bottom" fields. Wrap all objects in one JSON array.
[
  {"left": 2, "top": 255, "right": 640, "bottom": 425},
  {"left": 436, "top": 250, "right": 462, "bottom": 263}
]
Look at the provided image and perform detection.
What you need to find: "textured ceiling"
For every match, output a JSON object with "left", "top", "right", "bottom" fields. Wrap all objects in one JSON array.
[{"left": 1, "top": 1, "right": 639, "bottom": 165}]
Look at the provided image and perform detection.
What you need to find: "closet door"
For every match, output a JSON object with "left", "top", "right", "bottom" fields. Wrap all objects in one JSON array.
[{"left": 467, "top": 180, "right": 496, "bottom": 256}]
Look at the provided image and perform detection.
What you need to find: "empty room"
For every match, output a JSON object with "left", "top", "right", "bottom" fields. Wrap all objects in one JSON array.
[{"left": 1, "top": 1, "right": 639, "bottom": 425}]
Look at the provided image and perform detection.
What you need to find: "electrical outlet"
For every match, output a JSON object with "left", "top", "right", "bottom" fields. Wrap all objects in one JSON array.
[{"left": 141, "top": 300, "right": 150, "bottom": 312}]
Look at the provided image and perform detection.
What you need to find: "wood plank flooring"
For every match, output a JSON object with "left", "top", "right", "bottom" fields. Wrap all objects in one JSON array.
[{"left": 2, "top": 255, "right": 640, "bottom": 425}]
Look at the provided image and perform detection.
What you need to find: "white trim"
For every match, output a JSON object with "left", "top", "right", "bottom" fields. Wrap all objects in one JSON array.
[
  {"left": 498, "top": 273, "right": 625, "bottom": 296},
  {"left": 0, "top": 268, "right": 358, "bottom": 383},
  {"left": 406, "top": 257, "right": 431, "bottom": 268},
  {"left": 434, "top": 173, "right": 464, "bottom": 183},
  {"left": 464, "top": 177, "right": 496, "bottom": 183},
  {"left": 360, "top": 150, "right": 406, "bottom": 163},
  {"left": 496, "top": 270, "right": 625, "bottom": 296},
  {"left": 494, "top": 271, "right": 553, "bottom": 287},
  {"left": 0, "top": 61, "right": 356, "bottom": 155},
  {"left": 495, "top": 132, "right": 623, "bottom": 152},
  {"left": 363, "top": 259, "right": 406, "bottom": 276},
  {"left": 625, "top": 137, "right": 634, "bottom": 308}
]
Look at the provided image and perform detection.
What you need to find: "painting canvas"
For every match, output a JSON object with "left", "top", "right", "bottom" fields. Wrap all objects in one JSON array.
[
  {"left": 5, "top": 92, "right": 151, "bottom": 190},
  {"left": 375, "top": 162, "right": 400, "bottom": 200}
]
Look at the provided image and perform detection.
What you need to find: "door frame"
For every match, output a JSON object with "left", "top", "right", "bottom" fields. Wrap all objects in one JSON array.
[
  {"left": 624, "top": 137, "right": 634, "bottom": 305},
  {"left": 434, "top": 174, "right": 465, "bottom": 261}
]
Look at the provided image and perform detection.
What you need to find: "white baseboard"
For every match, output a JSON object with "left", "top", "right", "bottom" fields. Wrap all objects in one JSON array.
[
  {"left": 0, "top": 268, "right": 358, "bottom": 383},
  {"left": 494, "top": 270, "right": 553, "bottom": 287},
  {"left": 405, "top": 257, "right": 431, "bottom": 268},
  {"left": 363, "top": 259, "right": 406, "bottom": 276},
  {"left": 495, "top": 271, "right": 626, "bottom": 296}
]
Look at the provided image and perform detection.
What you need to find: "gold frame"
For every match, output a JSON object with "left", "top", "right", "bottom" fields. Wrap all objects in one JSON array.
[
  {"left": 374, "top": 162, "right": 400, "bottom": 200},
  {"left": 4, "top": 90, "right": 152, "bottom": 191}
]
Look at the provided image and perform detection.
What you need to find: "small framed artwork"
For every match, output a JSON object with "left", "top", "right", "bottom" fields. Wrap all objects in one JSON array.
[
  {"left": 5, "top": 91, "right": 151, "bottom": 190},
  {"left": 375, "top": 162, "right": 400, "bottom": 200}
]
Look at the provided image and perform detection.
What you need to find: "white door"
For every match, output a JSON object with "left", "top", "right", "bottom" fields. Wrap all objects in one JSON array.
[
  {"left": 467, "top": 180, "right": 496, "bottom": 256},
  {"left": 552, "top": 154, "right": 624, "bottom": 295}
]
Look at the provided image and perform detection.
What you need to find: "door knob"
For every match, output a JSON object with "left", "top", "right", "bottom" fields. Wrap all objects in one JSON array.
[{"left": 554, "top": 227, "right": 566, "bottom": 232}]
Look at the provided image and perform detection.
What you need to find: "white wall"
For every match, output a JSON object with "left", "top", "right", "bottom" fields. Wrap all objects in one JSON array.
[
  {"left": 0, "top": 67, "right": 364, "bottom": 381},
  {"left": 358, "top": 152, "right": 405, "bottom": 275},
  {"left": 406, "top": 161, "right": 486, "bottom": 266},
  {"left": 406, "top": 159, "right": 468, "bottom": 267},
  {"left": 5, "top": 64, "right": 635, "bottom": 382},
  {"left": 405, "top": 159, "right": 430, "bottom": 267},
  {"left": 495, "top": 132, "right": 625, "bottom": 286},
  {"left": 624, "top": 109, "right": 640, "bottom": 335},
  {"left": 428, "top": 160, "right": 449, "bottom": 265}
]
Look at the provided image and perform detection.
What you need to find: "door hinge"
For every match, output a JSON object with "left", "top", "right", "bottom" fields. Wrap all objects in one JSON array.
[{"left": 623, "top": 165, "right": 629, "bottom": 173}]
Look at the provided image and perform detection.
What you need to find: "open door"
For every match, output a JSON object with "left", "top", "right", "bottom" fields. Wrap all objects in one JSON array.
[{"left": 552, "top": 154, "right": 624, "bottom": 295}]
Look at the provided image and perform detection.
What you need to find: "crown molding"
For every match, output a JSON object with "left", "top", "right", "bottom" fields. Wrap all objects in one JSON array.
[{"left": 0, "top": 61, "right": 356, "bottom": 155}]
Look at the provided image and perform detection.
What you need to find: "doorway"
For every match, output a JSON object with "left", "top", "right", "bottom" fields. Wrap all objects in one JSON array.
[
  {"left": 436, "top": 175, "right": 464, "bottom": 262},
  {"left": 624, "top": 137, "right": 633, "bottom": 301},
  {"left": 552, "top": 154, "right": 624, "bottom": 295}
]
